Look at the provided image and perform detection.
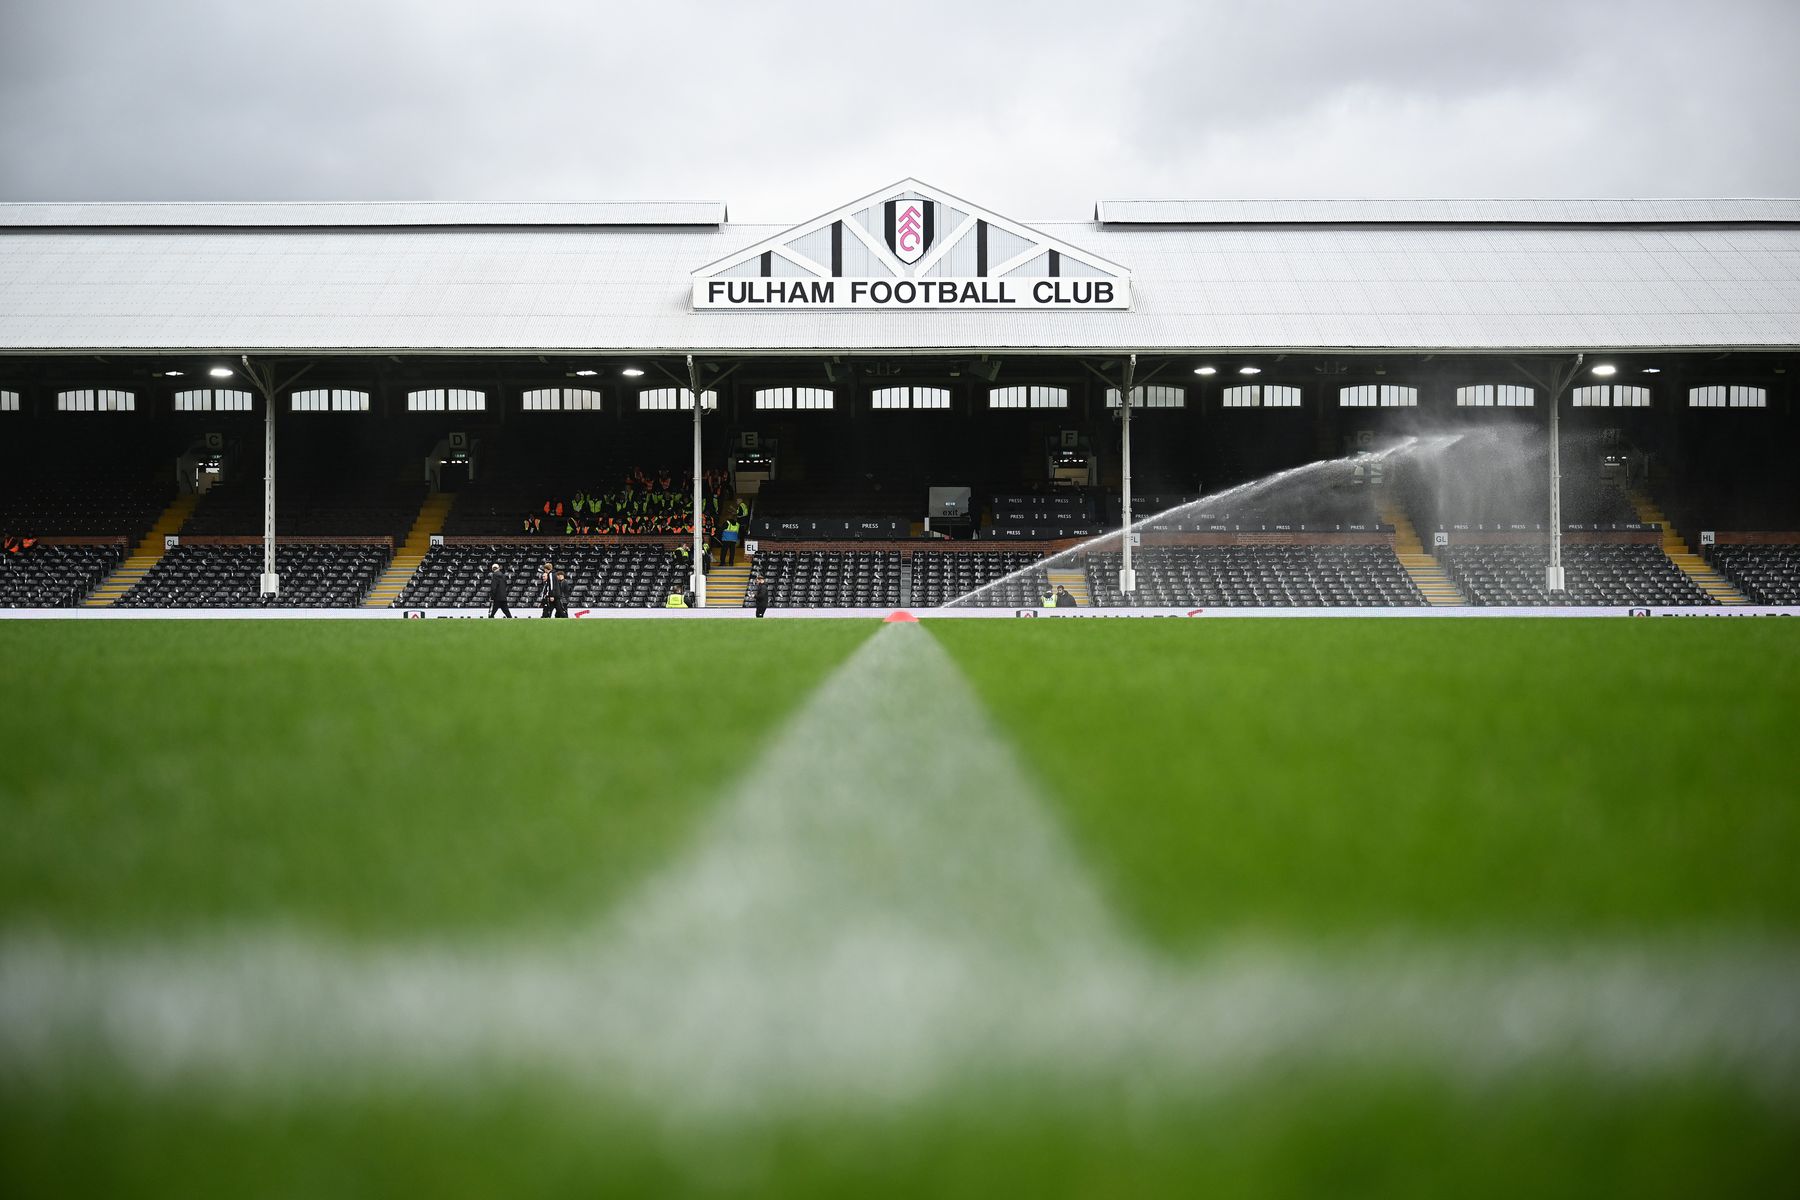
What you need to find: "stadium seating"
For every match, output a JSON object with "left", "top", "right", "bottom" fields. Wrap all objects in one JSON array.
[
  {"left": 0, "top": 543, "right": 124, "bottom": 607},
  {"left": 0, "top": 478, "right": 174, "bottom": 542},
  {"left": 115, "top": 544, "right": 390, "bottom": 608},
  {"left": 1084, "top": 546, "right": 1424, "bottom": 607},
  {"left": 394, "top": 544, "right": 685, "bottom": 609},
  {"left": 1703, "top": 544, "right": 1800, "bottom": 604},
  {"left": 181, "top": 479, "right": 425, "bottom": 544},
  {"left": 1440, "top": 544, "right": 1711, "bottom": 606},
  {"left": 912, "top": 550, "right": 1048, "bottom": 608},
  {"left": 746, "top": 550, "right": 902, "bottom": 608}
]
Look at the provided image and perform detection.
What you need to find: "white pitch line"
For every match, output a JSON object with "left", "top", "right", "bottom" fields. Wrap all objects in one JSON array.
[{"left": 2, "top": 622, "right": 1798, "bottom": 1113}]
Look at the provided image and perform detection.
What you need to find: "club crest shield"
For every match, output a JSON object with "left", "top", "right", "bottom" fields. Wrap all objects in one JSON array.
[{"left": 884, "top": 199, "right": 934, "bottom": 264}]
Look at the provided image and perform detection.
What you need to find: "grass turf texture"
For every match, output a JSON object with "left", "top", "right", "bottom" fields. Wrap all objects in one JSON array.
[
  {"left": 931, "top": 618, "right": 1800, "bottom": 944},
  {"left": 0, "top": 620, "right": 873, "bottom": 936},
  {"left": 3, "top": 617, "right": 1797, "bottom": 1195}
]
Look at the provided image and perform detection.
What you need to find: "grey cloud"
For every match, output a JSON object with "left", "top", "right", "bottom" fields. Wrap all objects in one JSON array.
[{"left": 1, "top": 0, "right": 1796, "bottom": 220}]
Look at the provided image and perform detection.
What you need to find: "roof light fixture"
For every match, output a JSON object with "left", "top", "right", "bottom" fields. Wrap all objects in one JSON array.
[
  {"left": 1238, "top": 366, "right": 1262, "bottom": 376},
  {"left": 573, "top": 369, "right": 598, "bottom": 377},
  {"left": 1640, "top": 367, "right": 1661, "bottom": 374},
  {"left": 620, "top": 367, "right": 645, "bottom": 378},
  {"left": 208, "top": 366, "right": 234, "bottom": 378},
  {"left": 1591, "top": 364, "right": 1617, "bottom": 377},
  {"left": 1194, "top": 366, "right": 1216, "bottom": 376}
]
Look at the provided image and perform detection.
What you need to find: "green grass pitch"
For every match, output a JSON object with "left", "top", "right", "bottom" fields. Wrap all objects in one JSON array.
[{"left": 2, "top": 618, "right": 1797, "bottom": 1197}]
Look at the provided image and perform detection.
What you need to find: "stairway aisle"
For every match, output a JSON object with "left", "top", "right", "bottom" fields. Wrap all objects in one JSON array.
[
  {"left": 706, "top": 564, "right": 751, "bottom": 607},
  {"left": 363, "top": 493, "right": 456, "bottom": 608},
  {"left": 1626, "top": 490, "right": 1748, "bottom": 605},
  {"left": 83, "top": 493, "right": 199, "bottom": 607},
  {"left": 1377, "top": 496, "right": 1463, "bottom": 606},
  {"left": 1047, "top": 568, "right": 1091, "bottom": 607}
]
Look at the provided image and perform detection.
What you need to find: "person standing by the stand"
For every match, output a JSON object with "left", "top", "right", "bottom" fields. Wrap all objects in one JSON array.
[
  {"left": 536, "top": 561, "right": 557, "bottom": 618},
  {"left": 486, "top": 562, "right": 513, "bottom": 618},
  {"left": 753, "top": 573, "right": 770, "bottom": 618}
]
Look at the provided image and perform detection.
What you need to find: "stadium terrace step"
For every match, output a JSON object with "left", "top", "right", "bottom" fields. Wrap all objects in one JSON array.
[
  {"left": 707, "top": 563, "right": 751, "bottom": 607},
  {"left": 82, "top": 492, "right": 199, "bottom": 607},
  {"left": 365, "top": 493, "right": 456, "bottom": 608},
  {"left": 1627, "top": 489, "right": 1749, "bottom": 605},
  {"left": 1046, "top": 568, "right": 1090, "bottom": 607},
  {"left": 1379, "top": 496, "right": 1463, "bottom": 606}
]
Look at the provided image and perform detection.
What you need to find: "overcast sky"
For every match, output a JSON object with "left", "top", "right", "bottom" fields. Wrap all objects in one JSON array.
[{"left": 2, "top": 0, "right": 1796, "bottom": 222}]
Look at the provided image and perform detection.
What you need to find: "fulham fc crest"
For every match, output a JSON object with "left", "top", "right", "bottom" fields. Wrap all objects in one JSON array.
[{"left": 884, "top": 199, "right": 934, "bottom": 264}]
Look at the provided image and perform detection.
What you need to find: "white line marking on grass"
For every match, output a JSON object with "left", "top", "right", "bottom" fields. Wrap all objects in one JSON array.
[{"left": 3, "top": 623, "right": 1799, "bottom": 1113}]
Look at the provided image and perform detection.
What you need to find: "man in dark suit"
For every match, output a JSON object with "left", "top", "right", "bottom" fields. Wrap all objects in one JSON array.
[
  {"left": 753, "top": 573, "right": 770, "bottom": 618},
  {"left": 552, "top": 570, "right": 572, "bottom": 618},
  {"left": 486, "top": 562, "right": 513, "bottom": 618},
  {"left": 537, "top": 562, "right": 557, "bottom": 618}
]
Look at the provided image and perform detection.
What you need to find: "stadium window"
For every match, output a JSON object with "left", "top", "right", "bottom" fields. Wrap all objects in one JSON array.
[
  {"left": 754, "top": 387, "right": 835, "bottom": 411},
  {"left": 1689, "top": 385, "right": 1766, "bottom": 409},
  {"left": 407, "top": 388, "right": 485, "bottom": 413},
  {"left": 291, "top": 388, "right": 371, "bottom": 412},
  {"left": 56, "top": 389, "right": 135, "bottom": 412},
  {"left": 870, "top": 386, "right": 952, "bottom": 410},
  {"left": 1573, "top": 385, "right": 1651, "bottom": 408},
  {"left": 638, "top": 387, "right": 717, "bottom": 411},
  {"left": 1221, "top": 384, "right": 1301, "bottom": 409},
  {"left": 988, "top": 386, "right": 1068, "bottom": 409},
  {"left": 1104, "top": 385, "right": 1186, "bottom": 408},
  {"left": 1456, "top": 384, "right": 1535, "bottom": 408},
  {"left": 1339, "top": 384, "right": 1418, "bottom": 408},
  {"left": 521, "top": 388, "right": 603, "bottom": 412},
  {"left": 0, "top": 390, "right": 18, "bottom": 412},
  {"left": 173, "top": 388, "right": 253, "bottom": 413}
]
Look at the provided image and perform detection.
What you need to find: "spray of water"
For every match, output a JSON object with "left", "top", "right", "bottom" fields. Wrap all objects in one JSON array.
[{"left": 941, "top": 433, "right": 1471, "bottom": 609}]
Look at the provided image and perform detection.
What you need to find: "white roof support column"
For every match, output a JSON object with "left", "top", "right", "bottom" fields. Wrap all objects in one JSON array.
[{"left": 237, "top": 357, "right": 311, "bottom": 599}]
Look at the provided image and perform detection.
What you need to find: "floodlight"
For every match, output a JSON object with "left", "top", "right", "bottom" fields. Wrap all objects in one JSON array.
[
  {"left": 1193, "top": 366, "right": 1216, "bottom": 376},
  {"left": 1591, "top": 364, "right": 1617, "bottom": 377},
  {"left": 1641, "top": 367, "right": 1661, "bottom": 374},
  {"left": 573, "top": 369, "right": 598, "bottom": 377},
  {"left": 209, "top": 367, "right": 233, "bottom": 378},
  {"left": 620, "top": 367, "right": 645, "bottom": 378},
  {"left": 1238, "top": 366, "right": 1262, "bottom": 376}
]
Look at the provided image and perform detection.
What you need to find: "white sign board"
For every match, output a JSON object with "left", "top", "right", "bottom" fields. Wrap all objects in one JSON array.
[{"left": 694, "top": 277, "right": 1129, "bottom": 311}]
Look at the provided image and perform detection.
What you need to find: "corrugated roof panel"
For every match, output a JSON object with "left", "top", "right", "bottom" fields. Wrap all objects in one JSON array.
[
  {"left": 2, "top": 218, "right": 1798, "bottom": 353},
  {"left": 1096, "top": 198, "right": 1800, "bottom": 226},
  {"left": 0, "top": 201, "right": 726, "bottom": 228}
]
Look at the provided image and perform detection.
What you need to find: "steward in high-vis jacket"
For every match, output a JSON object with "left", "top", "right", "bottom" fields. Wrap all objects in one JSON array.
[
  {"left": 664, "top": 587, "right": 688, "bottom": 608},
  {"left": 1042, "top": 590, "right": 1056, "bottom": 608}
]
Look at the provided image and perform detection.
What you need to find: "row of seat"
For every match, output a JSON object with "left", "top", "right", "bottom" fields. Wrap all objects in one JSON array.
[
  {"left": 1704, "top": 544, "right": 1800, "bottom": 605},
  {"left": 394, "top": 544, "right": 685, "bottom": 609},
  {"left": 1441, "top": 544, "right": 1712, "bottom": 606},
  {"left": 914, "top": 551, "right": 1048, "bottom": 608},
  {"left": 0, "top": 544, "right": 124, "bottom": 607},
  {"left": 1085, "top": 546, "right": 1425, "bottom": 608},
  {"left": 115, "top": 545, "right": 390, "bottom": 608},
  {"left": 747, "top": 551, "right": 902, "bottom": 608}
]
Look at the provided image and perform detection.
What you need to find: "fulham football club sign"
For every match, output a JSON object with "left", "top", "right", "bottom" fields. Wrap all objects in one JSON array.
[{"left": 691, "top": 178, "right": 1131, "bottom": 311}]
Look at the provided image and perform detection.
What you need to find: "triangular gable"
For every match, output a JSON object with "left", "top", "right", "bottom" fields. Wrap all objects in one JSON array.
[{"left": 692, "top": 179, "right": 1130, "bottom": 311}]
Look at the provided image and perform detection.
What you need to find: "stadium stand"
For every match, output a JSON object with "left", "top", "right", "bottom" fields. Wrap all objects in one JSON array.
[
  {"left": 1084, "top": 546, "right": 1425, "bottom": 607},
  {"left": 1703, "top": 544, "right": 1800, "bottom": 605},
  {"left": 115, "top": 544, "right": 390, "bottom": 608},
  {"left": 747, "top": 550, "right": 902, "bottom": 608},
  {"left": 1439, "top": 544, "right": 1713, "bottom": 606},
  {"left": 912, "top": 550, "right": 1048, "bottom": 607},
  {"left": 181, "top": 479, "right": 426, "bottom": 544},
  {"left": 0, "top": 543, "right": 124, "bottom": 607},
  {"left": 393, "top": 543, "right": 685, "bottom": 609}
]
